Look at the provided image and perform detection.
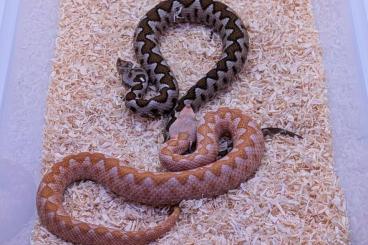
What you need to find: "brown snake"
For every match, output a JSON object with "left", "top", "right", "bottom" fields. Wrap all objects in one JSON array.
[
  {"left": 36, "top": 107, "right": 265, "bottom": 244},
  {"left": 36, "top": 0, "right": 301, "bottom": 243},
  {"left": 116, "top": 0, "right": 249, "bottom": 127}
]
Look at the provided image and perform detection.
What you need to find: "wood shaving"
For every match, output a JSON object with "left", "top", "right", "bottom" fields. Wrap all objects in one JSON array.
[{"left": 31, "top": 0, "right": 349, "bottom": 244}]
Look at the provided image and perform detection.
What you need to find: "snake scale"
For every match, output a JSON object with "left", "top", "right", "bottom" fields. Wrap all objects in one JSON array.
[
  {"left": 36, "top": 0, "right": 264, "bottom": 244},
  {"left": 116, "top": 0, "right": 249, "bottom": 121},
  {"left": 37, "top": 107, "right": 265, "bottom": 244}
]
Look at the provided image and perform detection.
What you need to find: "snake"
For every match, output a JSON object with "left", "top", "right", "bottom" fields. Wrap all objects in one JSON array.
[
  {"left": 36, "top": 106, "right": 265, "bottom": 244},
  {"left": 116, "top": 0, "right": 249, "bottom": 124},
  {"left": 37, "top": 1, "right": 302, "bottom": 244}
]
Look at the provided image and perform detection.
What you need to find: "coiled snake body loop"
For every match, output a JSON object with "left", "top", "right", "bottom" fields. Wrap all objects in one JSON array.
[
  {"left": 117, "top": 0, "right": 249, "bottom": 120},
  {"left": 37, "top": 107, "right": 265, "bottom": 244}
]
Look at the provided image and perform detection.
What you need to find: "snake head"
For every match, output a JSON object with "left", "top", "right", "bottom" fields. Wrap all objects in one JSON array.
[
  {"left": 116, "top": 58, "right": 133, "bottom": 75},
  {"left": 116, "top": 58, "right": 149, "bottom": 91},
  {"left": 168, "top": 104, "right": 197, "bottom": 142}
]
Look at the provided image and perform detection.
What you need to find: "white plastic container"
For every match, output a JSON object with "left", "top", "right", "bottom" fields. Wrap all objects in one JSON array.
[
  {"left": 0, "top": 0, "right": 367, "bottom": 244},
  {"left": 0, "top": 0, "right": 59, "bottom": 244}
]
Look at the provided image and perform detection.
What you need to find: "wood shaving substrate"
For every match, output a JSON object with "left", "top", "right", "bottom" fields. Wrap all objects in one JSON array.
[{"left": 31, "top": 0, "right": 349, "bottom": 244}]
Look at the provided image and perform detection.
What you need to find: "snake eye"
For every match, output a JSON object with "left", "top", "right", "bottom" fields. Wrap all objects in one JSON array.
[{"left": 174, "top": 6, "right": 182, "bottom": 16}]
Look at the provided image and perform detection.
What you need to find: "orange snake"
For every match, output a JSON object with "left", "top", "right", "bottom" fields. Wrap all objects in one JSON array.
[{"left": 36, "top": 106, "right": 265, "bottom": 244}]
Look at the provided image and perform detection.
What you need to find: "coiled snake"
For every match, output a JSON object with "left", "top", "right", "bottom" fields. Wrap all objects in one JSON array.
[
  {"left": 37, "top": 106, "right": 265, "bottom": 244},
  {"left": 116, "top": 0, "right": 249, "bottom": 124},
  {"left": 36, "top": 0, "right": 300, "bottom": 244}
]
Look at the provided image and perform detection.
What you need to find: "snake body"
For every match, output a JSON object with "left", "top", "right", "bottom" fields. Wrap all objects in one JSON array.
[
  {"left": 36, "top": 1, "right": 257, "bottom": 244},
  {"left": 117, "top": 0, "right": 249, "bottom": 118},
  {"left": 37, "top": 107, "right": 265, "bottom": 244}
]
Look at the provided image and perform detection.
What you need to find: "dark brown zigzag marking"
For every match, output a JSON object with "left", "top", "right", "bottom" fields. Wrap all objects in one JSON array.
[
  {"left": 196, "top": 78, "right": 208, "bottom": 90},
  {"left": 183, "top": 30, "right": 244, "bottom": 108},
  {"left": 154, "top": 63, "right": 170, "bottom": 75},
  {"left": 145, "top": 0, "right": 173, "bottom": 23},
  {"left": 152, "top": 87, "right": 171, "bottom": 104},
  {"left": 171, "top": 1, "right": 248, "bottom": 109},
  {"left": 216, "top": 59, "right": 229, "bottom": 72},
  {"left": 224, "top": 43, "right": 243, "bottom": 62},
  {"left": 126, "top": 0, "right": 249, "bottom": 120},
  {"left": 160, "top": 74, "right": 177, "bottom": 88},
  {"left": 125, "top": 92, "right": 136, "bottom": 101},
  {"left": 213, "top": 3, "right": 241, "bottom": 37},
  {"left": 135, "top": 98, "right": 150, "bottom": 108},
  {"left": 135, "top": 19, "right": 154, "bottom": 43},
  {"left": 130, "top": 1, "right": 179, "bottom": 111},
  {"left": 134, "top": 87, "right": 173, "bottom": 108},
  {"left": 147, "top": 53, "right": 164, "bottom": 64},
  {"left": 206, "top": 68, "right": 220, "bottom": 81},
  {"left": 131, "top": 83, "right": 144, "bottom": 91},
  {"left": 199, "top": 0, "right": 213, "bottom": 10},
  {"left": 175, "top": 87, "right": 197, "bottom": 112},
  {"left": 138, "top": 36, "right": 156, "bottom": 56}
]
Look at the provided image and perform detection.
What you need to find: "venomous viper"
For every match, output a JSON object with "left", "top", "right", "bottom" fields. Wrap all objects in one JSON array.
[
  {"left": 116, "top": 0, "right": 249, "bottom": 127},
  {"left": 37, "top": 106, "right": 265, "bottom": 244},
  {"left": 37, "top": 0, "right": 300, "bottom": 244}
]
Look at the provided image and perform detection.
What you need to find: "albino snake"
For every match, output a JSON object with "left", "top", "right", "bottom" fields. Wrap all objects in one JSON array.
[
  {"left": 36, "top": 0, "right": 301, "bottom": 244},
  {"left": 37, "top": 106, "right": 265, "bottom": 244}
]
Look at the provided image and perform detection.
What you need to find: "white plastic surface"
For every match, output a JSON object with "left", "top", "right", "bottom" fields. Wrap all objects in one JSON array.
[
  {"left": 0, "top": 0, "right": 20, "bottom": 110},
  {"left": 0, "top": 0, "right": 59, "bottom": 244},
  {"left": 313, "top": 0, "right": 368, "bottom": 244},
  {"left": 350, "top": 0, "right": 368, "bottom": 95}
]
